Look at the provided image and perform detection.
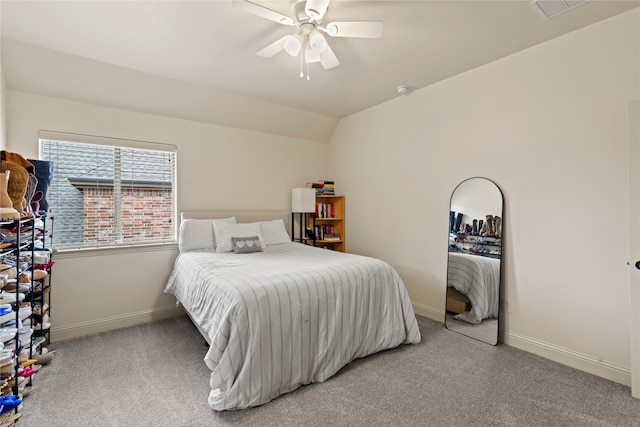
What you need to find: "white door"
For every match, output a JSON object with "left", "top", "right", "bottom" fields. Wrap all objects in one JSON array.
[{"left": 629, "top": 100, "right": 639, "bottom": 399}]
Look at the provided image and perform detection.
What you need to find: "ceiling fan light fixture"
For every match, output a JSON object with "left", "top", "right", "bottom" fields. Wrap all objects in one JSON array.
[
  {"left": 283, "top": 34, "right": 302, "bottom": 56},
  {"left": 309, "top": 31, "right": 328, "bottom": 53}
]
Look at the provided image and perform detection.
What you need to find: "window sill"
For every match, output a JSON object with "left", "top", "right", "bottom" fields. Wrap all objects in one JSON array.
[{"left": 53, "top": 242, "right": 179, "bottom": 259}]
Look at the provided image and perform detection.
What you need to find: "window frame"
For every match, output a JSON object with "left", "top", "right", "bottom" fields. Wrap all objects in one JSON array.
[{"left": 38, "top": 130, "right": 178, "bottom": 251}]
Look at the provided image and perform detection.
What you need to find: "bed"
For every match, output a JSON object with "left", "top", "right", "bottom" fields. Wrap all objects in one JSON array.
[
  {"left": 446, "top": 252, "right": 500, "bottom": 324},
  {"left": 164, "top": 211, "right": 421, "bottom": 411}
]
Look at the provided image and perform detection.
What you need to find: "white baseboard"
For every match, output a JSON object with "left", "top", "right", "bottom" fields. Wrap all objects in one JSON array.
[
  {"left": 50, "top": 305, "right": 185, "bottom": 342},
  {"left": 412, "top": 301, "right": 445, "bottom": 322},
  {"left": 413, "top": 303, "right": 632, "bottom": 387},
  {"left": 504, "top": 330, "right": 631, "bottom": 386}
]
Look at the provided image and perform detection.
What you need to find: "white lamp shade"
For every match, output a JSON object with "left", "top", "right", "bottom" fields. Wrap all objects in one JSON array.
[
  {"left": 284, "top": 34, "right": 302, "bottom": 56},
  {"left": 292, "top": 188, "right": 316, "bottom": 213},
  {"left": 309, "top": 31, "right": 327, "bottom": 53}
]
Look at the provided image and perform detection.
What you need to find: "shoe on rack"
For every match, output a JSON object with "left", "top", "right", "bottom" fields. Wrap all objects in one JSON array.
[
  {"left": 18, "top": 359, "right": 36, "bottom": 369},
  {"left": 32, "top": 303, "right": 48, "bottom": 316},
  {"left": 32, "top": 270, "right": 47, "bottom": 281},
  {"left": 17, "top": 307, "right": 30, "bottom": 321},
  {"left": 0, "top": 293, "right": 23, "bottom": 305},
  {"left": 0, "top": 395, "right": 21, "bottom": 414},
  {"left": 0, "top": 283, "right": 29, "bottom": 293},
  {"left": 0, "top": 409, "right": 21, "bottom": 426},
  {"left": 0, "top": 330, "right": 17, "bottom": 344},
  {"left": 0, "top": 267, "right": 15, "bottom": 281},
  {"left": 17, "top": 367, "right": 34, "bottom": 378},
  {"left": 33, "top": 322, "right": 50, "bottom": 331}
]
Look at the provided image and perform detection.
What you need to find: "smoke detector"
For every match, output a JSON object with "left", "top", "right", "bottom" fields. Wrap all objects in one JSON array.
[{"left": 396, "top": 85, "right": 411, "bottom": 95}]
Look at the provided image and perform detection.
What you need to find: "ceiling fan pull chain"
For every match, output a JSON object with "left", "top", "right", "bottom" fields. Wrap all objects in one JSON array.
[{"left": 299, "top": 38, "right": 305, "bottom": 78}]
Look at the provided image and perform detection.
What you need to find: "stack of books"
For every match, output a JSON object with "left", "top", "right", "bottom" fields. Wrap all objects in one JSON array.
[
  {"left": 321, "top": 181, "right": 335, "bottom": 195},
  {"left": 306, "top": 225, "right": 340, "bottom": 241},
  {"left": 307, "top": 180, "right": 335, "bottom": 195}
]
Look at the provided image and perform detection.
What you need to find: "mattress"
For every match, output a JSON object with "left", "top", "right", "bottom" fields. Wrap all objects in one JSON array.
[{"left": 164, "top": 242, "right": 421, "bottom": 410}]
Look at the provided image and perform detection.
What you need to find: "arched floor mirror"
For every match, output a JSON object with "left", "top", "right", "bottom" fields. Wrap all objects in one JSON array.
[{"left": 445, "top": 177, "right": 503, "bottom": 345}]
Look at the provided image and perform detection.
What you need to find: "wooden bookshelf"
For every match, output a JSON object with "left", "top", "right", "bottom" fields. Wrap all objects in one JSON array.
[{"left": 307, "top": 195, "right": 345, "bottom": 252}]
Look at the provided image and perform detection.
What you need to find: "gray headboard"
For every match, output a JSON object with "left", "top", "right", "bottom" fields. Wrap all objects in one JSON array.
[{"left": 180, "top": 210, "right": 291, "bottom": 231}]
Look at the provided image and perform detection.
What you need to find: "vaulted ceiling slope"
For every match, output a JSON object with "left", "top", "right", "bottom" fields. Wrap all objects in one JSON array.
[{"left": 1, "top": 1, "right": 638, "bottom": 143}]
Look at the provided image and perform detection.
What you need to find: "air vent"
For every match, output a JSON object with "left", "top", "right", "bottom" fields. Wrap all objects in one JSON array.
[{"left": 530, "top": 0, "right": 588, "bottom": 19}]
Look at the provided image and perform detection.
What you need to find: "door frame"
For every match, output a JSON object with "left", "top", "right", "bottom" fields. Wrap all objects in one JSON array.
[{"left": 629, "top": 100, "right": 639, "bottom": 399}]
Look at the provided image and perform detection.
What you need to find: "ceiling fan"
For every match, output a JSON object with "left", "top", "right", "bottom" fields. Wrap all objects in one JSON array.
[{"left": 232, "top": 0, "right": 384, "bottom": 79}]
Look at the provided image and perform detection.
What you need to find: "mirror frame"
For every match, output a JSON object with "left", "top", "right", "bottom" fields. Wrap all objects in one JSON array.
[{"left": 445, "top": 177, "right": 504, "bottom": 345}]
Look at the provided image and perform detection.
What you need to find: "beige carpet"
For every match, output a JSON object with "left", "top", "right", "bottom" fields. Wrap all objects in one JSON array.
[{"left": 18, "top": 315, "right": 640, "bottom": 426}]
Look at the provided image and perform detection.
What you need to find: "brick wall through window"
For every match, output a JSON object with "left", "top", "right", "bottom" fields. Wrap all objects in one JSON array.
[{"left": 83, "top": 187, "right": 173, "bottom": 245}]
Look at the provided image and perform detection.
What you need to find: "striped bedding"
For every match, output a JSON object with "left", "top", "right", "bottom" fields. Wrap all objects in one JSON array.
[
  {"left": 164, "top": 242, "right": 421, "bottom": 410},
  {"left": 447, "top": 252, "right": 500, "bottom": 324}
]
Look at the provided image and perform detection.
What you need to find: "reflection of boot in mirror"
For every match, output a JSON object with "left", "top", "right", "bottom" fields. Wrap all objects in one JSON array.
[
  {"left": 472, "top": 219, "right": 478, "bottom": 235},
  {"left": 481, "top": 215, "right": 494, "bottom": 236},
  {"left": 450, "top": 211, "right": 456, "bottom": 233},
  {"left": 494, "top": 216, "right": 502, "bottom": 236},
  {"left": 454, "top": 213, "right": 463, "bottom": 234}
]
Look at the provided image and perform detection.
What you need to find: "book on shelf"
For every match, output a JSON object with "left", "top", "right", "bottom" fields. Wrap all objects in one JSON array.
[
  {"left": 323, "top": 234, "right": 341, "bottom": 241},
  {"left": 315, "top": 202, "right": 334, "bottom": 218},
  {"left": 306, "top": 180, "right": 335, "bottom": 195},
  {"left": 306, "top": 225, "right": 337, "bottom": 240}
]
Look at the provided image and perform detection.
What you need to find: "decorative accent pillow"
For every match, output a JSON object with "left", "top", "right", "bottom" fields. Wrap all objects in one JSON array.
[
  {"left": 231, "top": 236, "right": 263, "bottom": 254},
  {"left": 178, "top": 216, "right": 236, "bottom": 252},
  {"left": 213, "top": 221, "right": 265, "bottom": 253},
  {"left": 260, "top": 219, "right": 290, "bottom": 245}
]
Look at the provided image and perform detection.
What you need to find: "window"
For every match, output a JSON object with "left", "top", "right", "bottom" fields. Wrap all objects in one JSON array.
[{"left": 39, "top": 131, "right": 177, "bottom": 249}]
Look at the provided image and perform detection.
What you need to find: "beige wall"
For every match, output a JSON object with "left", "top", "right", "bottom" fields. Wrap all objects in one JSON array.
[
  {"left": 329, "top": 9, "right": 639, "bottom": 385},
  {"left": 1, "top": 67, "right": 6, "bottom": 148},
  {"left": 5, "top": 90, "right": 328, "bottom": 340}
]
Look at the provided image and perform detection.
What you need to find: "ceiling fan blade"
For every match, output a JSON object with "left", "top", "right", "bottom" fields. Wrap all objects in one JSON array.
[
  {"left": 256, "top": 36, "right": 288, "bottom": 58},
  {"left": 232, "top": 0, "right": 294, "bottom": 25},
  {"left": 305, "top": 0, "right": 330, "bottom": 20},
  {"left": 319, "top": 44, "right": 340, "bottom": 70},
  {"left": 323, "top": 21, "right": 384, "bottom": 38}
]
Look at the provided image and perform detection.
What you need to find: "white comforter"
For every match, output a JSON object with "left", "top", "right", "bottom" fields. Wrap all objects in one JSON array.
[
  {"left": 164, "top": 242, "right": 421, "bottom": 410},
  {"left": 447, "top": 252, "right": 500, "bottom": 324}
]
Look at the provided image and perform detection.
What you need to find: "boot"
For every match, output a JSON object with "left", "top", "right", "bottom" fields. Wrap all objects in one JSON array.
[
  {"left": 27, "top": 159, "right": 53, "bottom": 215},
  {"left": 1, "top": 160, "right": 32, "bottom": 219},
  {"left": 24, "top": 173, "right": 38, "bottom": 218},
  {"left": 494, "top": 216, "right": 502, "bottom": 236},
  {"left": 0, "top": 171, "right": 19, "bottom": 221},
  {"left": 449, "top": 211, "right": 456, "bottom": 233},
  {"left": 472, "top": 219, "right": 478, "bottom": 235}
]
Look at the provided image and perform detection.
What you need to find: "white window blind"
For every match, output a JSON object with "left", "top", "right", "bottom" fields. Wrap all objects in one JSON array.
[{"left": 39, "top": 131, "right": 177, "bottom": 249}]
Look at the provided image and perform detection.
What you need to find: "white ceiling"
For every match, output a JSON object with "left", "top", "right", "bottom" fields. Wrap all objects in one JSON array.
[{"left": 1, "top": 0, "right": 638, "bottom": 142}]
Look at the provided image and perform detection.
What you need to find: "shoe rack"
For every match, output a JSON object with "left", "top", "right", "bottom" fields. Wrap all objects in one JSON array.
[{"left": 0, "top": 215, "right": 54, "bottom": 425}]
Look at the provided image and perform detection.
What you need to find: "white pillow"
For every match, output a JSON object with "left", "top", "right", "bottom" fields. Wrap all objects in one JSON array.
[
  {"left": 260, "top": 219, "right": 290, "bottom": 245},
  {"left": 178, "top": 216, "right": 236, "bottom": 252},
  {"left": 213, "top": 221, "right": 266, "bottom": 253}
]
